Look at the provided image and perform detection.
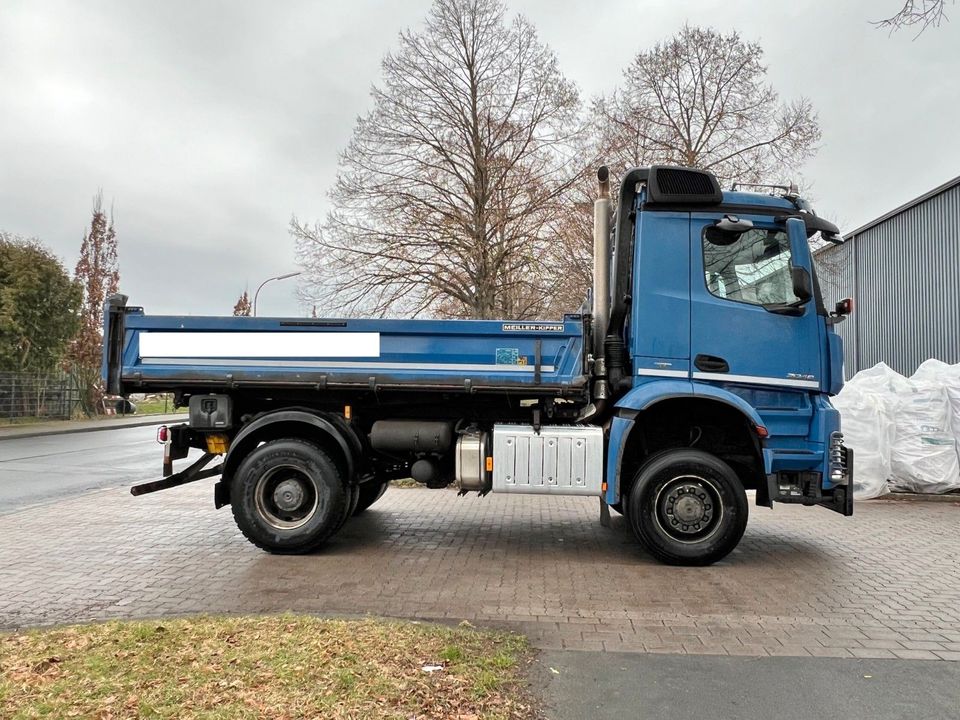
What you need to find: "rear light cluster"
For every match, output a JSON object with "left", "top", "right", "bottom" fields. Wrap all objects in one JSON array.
[{"left": 157, "top": 426, "right": 169, "bottom": 443}]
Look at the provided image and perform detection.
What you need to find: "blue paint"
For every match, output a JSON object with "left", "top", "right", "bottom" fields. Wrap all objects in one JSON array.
[
  {"left": 615, "top": 378, "right": 696, "bottom": 412},
  {"left": 689, "top": 213, "right": 822, "bottom": 389},
  {"left": 111, "top": 311, "right": 585, "bottom": 390},
  {"left": 827, "top": 330, "right": 845, "bottom": 396},
  {"left": 630, "top": 210, "right": 691, "bottom": 362},
  {"left": 689, "top": 383, "right": 766, "bottom": 428},
  {"left": 600, "top": 190, "right": 847, "bottom": 505},
  {"left": 605, "top": 415, "right": 634, "bottom": 505}
]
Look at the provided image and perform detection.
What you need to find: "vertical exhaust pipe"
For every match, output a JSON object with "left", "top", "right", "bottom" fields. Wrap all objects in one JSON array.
[
  {"left": 578, "top": 166, "right": 612, "bottom": 422},
  {"left": 592, "top": 166, "right": 611, "bottom": 374}
]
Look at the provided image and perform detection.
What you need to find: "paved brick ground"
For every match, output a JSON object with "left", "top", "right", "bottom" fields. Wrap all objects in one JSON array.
[{"left": 1, "top": 486, "right": 959, "bottom": 660}]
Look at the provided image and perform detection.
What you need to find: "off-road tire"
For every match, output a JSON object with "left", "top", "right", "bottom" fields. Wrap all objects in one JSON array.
[
  {"left": 627, "top": 448, "right": 748, "bottom": 566},
  {"left": 231, "top": 438, "right": 348, "bottom": 554},
  {"left": 332, "top": 484, "right": 359, "bottom": 533}
]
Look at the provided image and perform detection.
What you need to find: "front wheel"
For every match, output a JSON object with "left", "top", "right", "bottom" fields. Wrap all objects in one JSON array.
[
  {"left": 627, "top": 449, "right": 748, "bottom": 566},
  {"left": 231, "top": 438, "right": 348, "bottom": 554}
]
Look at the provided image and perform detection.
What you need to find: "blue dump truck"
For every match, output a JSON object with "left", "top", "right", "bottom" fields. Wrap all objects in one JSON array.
[{"left": 104, "top": 165, "right": 853, "bottom": 565}]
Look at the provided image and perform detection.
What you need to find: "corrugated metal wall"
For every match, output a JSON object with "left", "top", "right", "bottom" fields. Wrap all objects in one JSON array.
[{"left": 815, "top": 181, "right": 960, "bottom": 377}]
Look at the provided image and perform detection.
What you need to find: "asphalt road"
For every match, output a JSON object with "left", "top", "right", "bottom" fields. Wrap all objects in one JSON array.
[
  {"left": 537, "top": 651, "right": 960, "bottom": 720},
  {"left": 0, "top": 424, "right": 181, "bottom": 512}
]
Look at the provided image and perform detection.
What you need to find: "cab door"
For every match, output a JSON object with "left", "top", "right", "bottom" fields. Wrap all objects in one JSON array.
[
  {"left": 689, "top": 214, "right": 821, "bottom": 391},
  {"left": 629, "top": 209, "right": 692, "bottom": 378}
]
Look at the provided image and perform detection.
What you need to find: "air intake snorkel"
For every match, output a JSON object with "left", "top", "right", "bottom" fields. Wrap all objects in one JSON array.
[{"left": 604, "top": 167, "right": 650, "bottom": 395}]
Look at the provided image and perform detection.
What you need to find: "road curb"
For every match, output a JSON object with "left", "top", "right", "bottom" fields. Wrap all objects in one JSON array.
[{"left": 0, "top": 415, "right": 187, "bottom": 441}]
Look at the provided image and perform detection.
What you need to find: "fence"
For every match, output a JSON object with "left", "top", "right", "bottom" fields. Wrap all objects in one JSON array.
[{"left": 0, "top": 371, "right": 82, "bottom": 421}]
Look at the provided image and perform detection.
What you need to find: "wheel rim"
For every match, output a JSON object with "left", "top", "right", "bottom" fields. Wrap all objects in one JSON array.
[
  {"left": 254, "top": 465, "right": 320, "bottom": 530},
  {"left": 652, "top": 474, "right": 724, "bottom": 544}
]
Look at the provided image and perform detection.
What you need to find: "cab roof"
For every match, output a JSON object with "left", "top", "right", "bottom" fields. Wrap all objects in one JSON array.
[{"left": 719, "top": 190, "right": 798, "bottom": 211}]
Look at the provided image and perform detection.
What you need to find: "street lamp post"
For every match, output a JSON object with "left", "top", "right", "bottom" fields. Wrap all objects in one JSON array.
[{"left": 252, "top": 271, "right": 301, "bottom": 316}]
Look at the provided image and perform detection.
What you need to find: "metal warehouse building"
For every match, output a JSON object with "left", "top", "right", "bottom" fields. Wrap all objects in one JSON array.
[{"left": 815, "top": 174, "right": 960, "bottom": 377}]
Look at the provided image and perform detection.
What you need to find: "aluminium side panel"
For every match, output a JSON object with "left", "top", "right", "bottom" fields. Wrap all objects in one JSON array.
[{"left": 492, "top": 424, "right": 604, "bottom": 495}]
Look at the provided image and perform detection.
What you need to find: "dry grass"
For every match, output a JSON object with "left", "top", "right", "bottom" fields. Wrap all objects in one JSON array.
[
  {"left": 131, "top": 395, "right": 176, "bottom": 415},
  {"left": 0, "top": 615, "right": 537, "bottom": 719},
  {"left": 390, "top": 479, "right": 421, "bottom": 489}
]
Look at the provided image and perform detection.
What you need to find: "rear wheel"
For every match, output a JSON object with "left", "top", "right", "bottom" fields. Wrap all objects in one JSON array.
[
  {"left": 231, "top": 438, "right": 348, "bottom": 554},
  {"left": 627, "top": 448, "right": 748, "bottom": 566},
  {"left": 346, "top": 484, "right": 360, "bottom": 517},
  {"left": 334, "top": 484, "right": 360, "bottom": 532},
  {"left": 352, "top": 480, "right": 388, "bottom": 516}
]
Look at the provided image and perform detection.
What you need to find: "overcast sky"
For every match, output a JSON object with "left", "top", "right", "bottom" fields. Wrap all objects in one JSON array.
[{"left": 2, "top": 0, "right": 958, "bottom": 317}]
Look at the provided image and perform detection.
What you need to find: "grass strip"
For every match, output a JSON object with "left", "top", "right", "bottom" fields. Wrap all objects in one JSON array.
[{"left": 1, "top": 615, "right": 536, "bottom": 719}]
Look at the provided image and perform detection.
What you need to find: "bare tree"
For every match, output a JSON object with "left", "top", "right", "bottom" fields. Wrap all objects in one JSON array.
[
  {"left": 293, "top": 0, "right": 584, "bottom": 319},
  {"left": 538, "top": 149, "right": 605, "bottom": 316},
  {"left": 233, "top": 290, "right": 252, "bottom": 317},
  {"left": 594, "top": 25, "right": 820, "bottom": 187},
  {"left": 67, "top": 191, "right": 119, "bottom": 415},
  {"left": 876, "top": 1, "right": 952, "bottom": 33}
]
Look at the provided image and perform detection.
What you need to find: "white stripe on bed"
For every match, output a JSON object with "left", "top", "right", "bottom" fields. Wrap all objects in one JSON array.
[{"left": 138, "top": 332, "right": 381, "bottom": 359}]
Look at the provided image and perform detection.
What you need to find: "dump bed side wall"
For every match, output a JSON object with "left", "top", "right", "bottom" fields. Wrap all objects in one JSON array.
[{"left": 107, "top": 310, "right": 587, "bottom": 396}]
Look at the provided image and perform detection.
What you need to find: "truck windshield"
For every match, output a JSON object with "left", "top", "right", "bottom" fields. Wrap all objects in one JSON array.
[{"left": 702, "top": 227, "right": 801, "bottom": 307}]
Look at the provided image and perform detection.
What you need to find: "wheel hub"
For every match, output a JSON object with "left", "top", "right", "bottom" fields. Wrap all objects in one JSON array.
[
  {"left": 254, "top": 465, "right": 320, "bottom": 531},
  {"left": 673, "top": 493, "right": 705, "bottom": 524},
  {"left": 656, "top": 476, "right": 721, "bottom": 542},
  {"left": 273, "top": 479, "right": 306, "bottom": 512}
]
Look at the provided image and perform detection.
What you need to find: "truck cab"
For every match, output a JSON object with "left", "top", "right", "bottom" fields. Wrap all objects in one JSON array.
[
  {"left": 104, "top": 164, "right": 852, "bottom": 566},
  {"left": 595, "top": 167, "right": 850, "bottom": 564}
]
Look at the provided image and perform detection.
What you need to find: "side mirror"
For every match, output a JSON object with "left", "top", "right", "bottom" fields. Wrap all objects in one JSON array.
[
  {"left": 791, "top": 266, "right": 812, "bottom": 303},
  {"left": 834, "top": 298, "right": 853, "bottom": 316}
]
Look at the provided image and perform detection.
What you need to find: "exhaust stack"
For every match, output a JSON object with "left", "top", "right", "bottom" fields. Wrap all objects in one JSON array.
[
  {"left": 576, "top": 165, "right": 613, "bottom": 422},
  {"left": 592, "top": 165, "right": 611, "bottom": 364}
]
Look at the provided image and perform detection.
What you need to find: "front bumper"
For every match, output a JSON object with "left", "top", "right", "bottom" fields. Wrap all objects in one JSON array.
[{"left": 765, "top": 443, "right": 854, "bottom": 516}]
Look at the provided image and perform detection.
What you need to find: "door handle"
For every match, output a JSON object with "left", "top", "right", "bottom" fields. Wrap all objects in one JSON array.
[{"left": 695, "top": 354, "right": 730, "bottom": 373}]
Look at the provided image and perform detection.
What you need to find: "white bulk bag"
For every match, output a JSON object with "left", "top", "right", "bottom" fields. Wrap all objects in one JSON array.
[
  {"left": 889, "top": 360, "right": 960, "bottom": 493},
  {"left": 832, "top": 384, "right": 894, "bottom": 499},
  {"left": 848, "top": 361, "right": 911, "bottom": 396},
  {"left": 925, "top": 362, "right": 960, "bottom": 455},
  {"left": 834, "top": 363, "right": 903, "bottom": 499}
]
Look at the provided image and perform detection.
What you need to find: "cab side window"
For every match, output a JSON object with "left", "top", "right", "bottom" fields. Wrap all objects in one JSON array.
[{"left": 702, "top": 227, "right": 800, "bottom": 307}]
